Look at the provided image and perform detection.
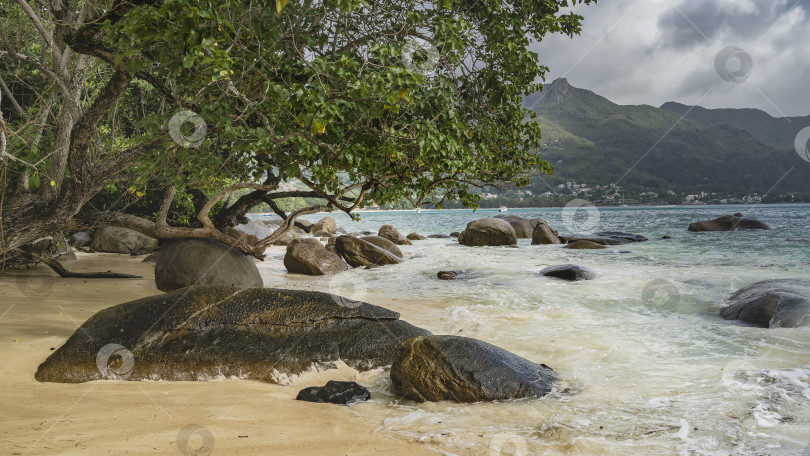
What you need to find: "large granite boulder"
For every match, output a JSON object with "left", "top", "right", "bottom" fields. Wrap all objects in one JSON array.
[
  {"left": 531, "top": 221, "right": 561, "bottom": 245},
  {"left": 390, "top": 336, "right": 558, "bottom": 402},
  {"left": 154, "top": 238, "right": 263, "bottom": 292},
  {"left": 35, "top": 286, "right": 431, "bottom": 383},
  {"left": 312, "top": 216, "right": 337, "bottom": 235},
  {"left": 334, "top": 236, "right": 403, "bottom": 268},
  {"left": 284, "top": 238, "right": 348, "bottom": 276},
  {"left": 540, "top": 264, "right": 595, "bottom": 281},
  {"left": 90, "top": 227, "right": 158, "bottom": 254},
  {"left": 688, "top": 214, "right": 772, "bottom": 232},
  {"left": 458, "top": 218, "right": 517, "bottom": 247},
  {"left": 565, "top": 231, "right": 648, "bottom": 246},
  {"left": 720, "top": 280, "right": 810, "bottom": 328},
  {"left": 359, "top": 235, "right": 403, "bottom": 257},
  {"left": 296, "top": 381, "right": 371, "bottom": 405},
  {"left": 378, "top": 225, "right": 412, "bottom": 245},
  {"left": 494, "top": 214, "right": 544, "bottom": 239}
]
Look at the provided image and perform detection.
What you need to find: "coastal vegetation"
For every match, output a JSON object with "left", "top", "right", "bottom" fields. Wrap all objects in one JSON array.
[{"left": 0, "top": 0, "right": 594, "bottom": 263}]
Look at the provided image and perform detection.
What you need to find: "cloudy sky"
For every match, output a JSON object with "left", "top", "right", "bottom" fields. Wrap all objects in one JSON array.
[{"left": 533, "top": 0, "right": 810, "bottom": 117}]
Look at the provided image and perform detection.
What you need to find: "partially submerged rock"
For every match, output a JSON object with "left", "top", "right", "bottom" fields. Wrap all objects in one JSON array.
[
  {"left": 720, "top": 280, "right": 810, "bottom": 328},
  {"left": 390, "top": 336, "right": 558, "bottom": 403},
  {"left": 378, "top": 225, "right": 412, "bottom": 245},
  {"left": 334, "top": 235, "right": 403, "bottom": 268},
  {"left": 90, "top": 227, "right": 158, "bottom": 254},
  {"left": 494, "top": 214, "right": 543, "bottom": 239},
  {"left": 406, "top": 232, "right": 427, "bottom": 241},
  {"left": 312, "top": 216, "right": 337, "bottom": 235},
  {"left": 564, "top": 240, "right": 607, "bottom": 250},
  {"left": 531, "top": 221, "right": 561, "bottom": 245},
  {"left": 688, "top": 214, "right": 771, "bottom": 232},
  {"left": 360, "top": 235, "right": 403, "bottom": 258},
  {"left": 284, "top": 238, "right": 348, "bottom": 276},
  {"left": 458, "top": 218, "right": 517, "bottom": 247},
  {"left": 437, "top": 271, "right": 463, "bottom": 280},
  {"left": 427, "top": 234, "right": 451, "bottom": 239},
  {"left": 540, "top": 264, "right": 595, "bottom": 281},
  {"left": 296, "top": 381, "right": 371, "bottom": 405},
  {"left": 154, "top": 238, "right": 263, "bottom": 292},
  {"left": 565, "top": 232, "right": 648, "bottom": 246},
  {"left": 35, "top": 286, "right": 431, "bottom": 383}
]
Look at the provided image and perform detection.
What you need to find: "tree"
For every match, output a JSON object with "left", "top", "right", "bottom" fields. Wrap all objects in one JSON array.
[{"left": 0, "top": 0, "right": 595, "bottom": 263}]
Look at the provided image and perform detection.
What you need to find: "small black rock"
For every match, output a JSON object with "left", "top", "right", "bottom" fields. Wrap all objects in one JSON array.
[
  {"left": 437, "top": 271, "right": 460, "bottom": 280},
  {"left": 296, "top": 380, "right": 371, "bottom": 405},
  {"left": 540, "top": 264, "right": 595, "bottom": 281}
]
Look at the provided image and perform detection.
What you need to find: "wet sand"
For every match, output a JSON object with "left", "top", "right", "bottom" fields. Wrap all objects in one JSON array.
[{"left": 0, "top": 252, "right": 436, "bottom": 455}]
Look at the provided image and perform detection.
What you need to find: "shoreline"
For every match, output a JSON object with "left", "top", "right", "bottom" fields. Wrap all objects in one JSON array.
[{"left": 0, "top": 253, "right": 437, "bottom": 456}]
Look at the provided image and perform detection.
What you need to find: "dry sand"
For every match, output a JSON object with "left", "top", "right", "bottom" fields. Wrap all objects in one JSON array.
[{"left": 0, "top": 252, "right": 437, "bottom": 455}]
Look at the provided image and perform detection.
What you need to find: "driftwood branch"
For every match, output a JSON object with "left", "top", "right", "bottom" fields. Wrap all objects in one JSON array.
[{"left": 19, "top": 246, "right": 142, "bottom": 279}]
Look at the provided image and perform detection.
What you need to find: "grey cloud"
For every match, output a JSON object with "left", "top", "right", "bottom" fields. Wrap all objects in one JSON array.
[{"left": 532, "top": 0, "right": 810, "bottom": 117}]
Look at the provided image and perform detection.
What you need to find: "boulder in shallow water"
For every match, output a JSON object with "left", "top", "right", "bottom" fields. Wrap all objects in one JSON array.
[
  {"left": 458, "top": 218, "right": 517, "bottom": 247},
  {"left": 531, "top": 221, "right": 561, "bottom": 245},
  {"left": 154, "top": 238, "right": 263, "bottom": 292},
  {"left": 334, "top": 236, "right": 402, "bottom": 268},
  {"left": 390, "top": 335, "right": 558, "bottom": 402},
  {"left": 312, "top": 216, "right": 337, "bottom": 235},
  {"left": 378, "top": 225, "right": 412, "bottom": 245},
  {"left": 540, "top": 264, "right": 595, "bottom": 281},
  {"left": 437, "top": 271, "right": 462, "bottom": 280},
  {"left": 566, "top": 231, "right": 648, "bottom": 245},
  {"left": 406, "top": 232, "right": 427, "bottom": 241},
  {"left": 296, "top": 381, "right": 371, "bottom": 405},
  {"left": 564, "top": 240, "right": 606, "bottom": 250},
  {"left": 90, "top": 227, "right": 158, "bottom": 254},
  {"left": 494, "top": 214, "right": 548, "bottom": 239},
  {"left": 687, "top": 214, "right": 771, "bottom": 232},
  {"left": 427, "top": 234, "right": 451, "bottom": 239},
  {"left": 720, "top": 280, "right": 810, "bottom": 328},
  {"left": 284, "top": 238, "right": 348, "bottom": 276},
  {"left": 35, "top": 285, "right": 431, "bottom": 383},
  {"left": 359, "top": 235, "right": 403, "bottom": 257}
]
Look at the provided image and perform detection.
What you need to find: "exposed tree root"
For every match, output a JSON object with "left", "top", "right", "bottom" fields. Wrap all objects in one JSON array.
[{"left": 20, "top": 246, "right": 142, "bottom": 279}]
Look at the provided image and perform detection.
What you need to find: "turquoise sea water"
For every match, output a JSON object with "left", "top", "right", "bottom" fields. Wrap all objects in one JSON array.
[{"left": 255, "top": 204, "right": 810, "bottom": 456}]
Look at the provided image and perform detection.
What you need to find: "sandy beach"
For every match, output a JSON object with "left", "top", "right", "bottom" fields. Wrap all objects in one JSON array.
[{"left": 0, "top": 252, "right": 437, "bottom": 456}]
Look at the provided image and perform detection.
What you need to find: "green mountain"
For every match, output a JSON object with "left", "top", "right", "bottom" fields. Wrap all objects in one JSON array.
[
  {"left": 525, "top": 79, "right": 809, "bottom": 196},
  {"left": 659, "top": 101, "right": 810, "bottom": 151}
]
